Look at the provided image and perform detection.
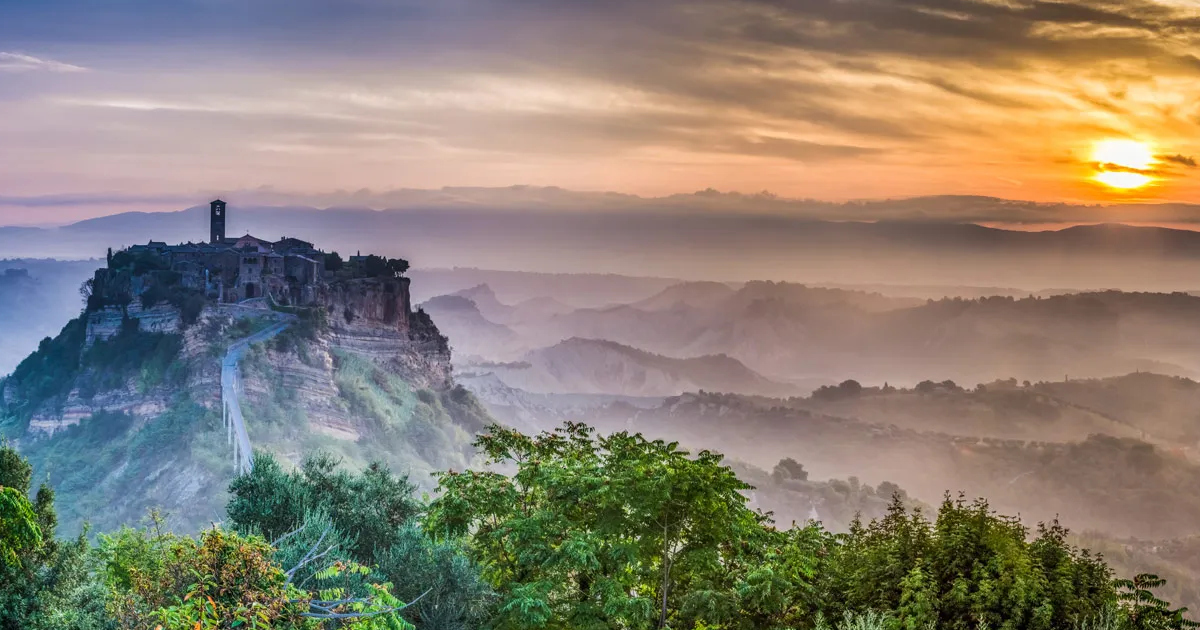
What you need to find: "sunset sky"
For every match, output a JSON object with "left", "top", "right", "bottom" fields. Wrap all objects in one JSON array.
[{"left": 3, "top": 0, "right": 1200, "bottom": 223}]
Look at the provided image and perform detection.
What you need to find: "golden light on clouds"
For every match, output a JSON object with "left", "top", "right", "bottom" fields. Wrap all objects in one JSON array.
[
  {"left": 10, "top": 0, "right": 1200, "bottom": 216},
  {"left": 1093, "top": 140, "right": 1154, "bottom": 170},
  {"left": 1092, "top": 139, "right": 1156, "bottom": 190}
]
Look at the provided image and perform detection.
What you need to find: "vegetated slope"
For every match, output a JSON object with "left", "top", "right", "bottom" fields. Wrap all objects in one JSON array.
[
  {"left": 0, "top": 310, "right": 250, "bottom": 533},
  {"left": 728, "top": 458, "right": 923, "bottom": 532},
  {"left": 574, "top": 391, "right": 1200, "bottom": 540},
  {"left": 487, "top": 337, "right": 795, "bottom": 397},
  {"left": 1074, "top": 532, "right": 1200, "bottom": 620},
  {"left": 791, "top": 378, "right": 1144, "bottom": 442},
  {"left": 454, "top": 370, "right": 663, "bottom": 435},
  {"left": 1031, "top": 372, "right": 1200, "bottom": 443},
  {"left": 0, "top": 278, "right": 491, "bottom": 535},
  {"left": 235, "top": 309, "right": 489, "bottom": 482}
]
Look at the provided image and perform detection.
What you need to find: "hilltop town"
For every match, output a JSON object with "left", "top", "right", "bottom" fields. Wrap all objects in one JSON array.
[
  {"left": 86, "top": 199, "right": 409, "bottom": 311},
  {"left": 1, "top": 202, "right": 482, "bottom": 538}
]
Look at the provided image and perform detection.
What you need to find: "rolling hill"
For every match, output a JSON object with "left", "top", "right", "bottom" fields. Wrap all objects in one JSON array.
[{"left": 481, "top": 337, "right": 795, "bottom": 397}]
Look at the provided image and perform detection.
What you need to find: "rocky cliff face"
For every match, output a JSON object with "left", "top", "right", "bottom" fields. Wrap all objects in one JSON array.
[
  {"left": 85, "top": 302, "right": 182, "bottom": 347},
  {"left": 26, "top": 308, "right": 216, "bottom": 435},
  {"left": 234, "top": 278, "right": 458, "bottom": 444},
  {"left": 3, "top": 269, "right": 487, "bottom": 535},
  {"left": 322, "top": 277, "right": 452, "bottom": 389},
  {"left": 20, "top": 274, "right": 453, "bottom": 437},
  {"left": 19, "top": 302, "right": 190, "bottom": 435},
  {"left": 325, "top": 277, "right": 414, "bottom": 333}
]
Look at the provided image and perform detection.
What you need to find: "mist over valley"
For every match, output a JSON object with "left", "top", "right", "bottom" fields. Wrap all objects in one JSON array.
[{"left": 12, "top": 0, "right": 1200, "bottom": 623}]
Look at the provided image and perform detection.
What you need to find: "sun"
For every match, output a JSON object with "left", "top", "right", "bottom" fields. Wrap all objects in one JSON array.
[
  {"left": 1093, "top": 140, "right": 1154, "bottom": 170},
  {"left": 1091, "top": 139, "right": 1156, "bottom": 190},
  {"left": 1094, "top": 171, "right": 1153, "bottom": 190}
]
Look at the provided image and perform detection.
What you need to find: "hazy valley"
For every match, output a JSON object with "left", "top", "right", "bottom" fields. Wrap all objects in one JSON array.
[
  {"left": 11, "top": 0, "right": 1200, "bottom": 624},
  {"left": 9, "top": 204, "right": 1200, "bottom": 625}
]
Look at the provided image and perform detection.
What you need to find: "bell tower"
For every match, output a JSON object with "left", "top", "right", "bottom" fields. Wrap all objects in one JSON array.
[{"left": 210, "top": 199, "right": 226, "bottom": 244}]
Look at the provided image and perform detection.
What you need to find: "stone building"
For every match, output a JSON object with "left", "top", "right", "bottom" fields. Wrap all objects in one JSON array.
[{"left": 113, "top": 200, "right": 329, "bottom": 305}]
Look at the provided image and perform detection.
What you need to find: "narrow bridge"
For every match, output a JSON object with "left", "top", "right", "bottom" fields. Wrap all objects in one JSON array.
[{"left": 220, "top": 311, "right": 295, "bottom": 475}]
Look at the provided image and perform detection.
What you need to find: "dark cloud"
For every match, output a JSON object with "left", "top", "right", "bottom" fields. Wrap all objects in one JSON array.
[
  {"left": 1096, "top": 163, "right": 1155, "bottom": 175},
  {"left": 1161, "top": 154, "right": 1198, "bottom": 168},
  {"left": 720, "top": 0, "right": 1187, "bottom": 66},
  {"left": 7, "top": 0, "right": 1197, "bottom": 76}
]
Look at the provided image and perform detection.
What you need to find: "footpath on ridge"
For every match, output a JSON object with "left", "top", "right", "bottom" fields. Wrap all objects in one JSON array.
[{"left": 219, "top": 301, "right": 296, "bottom": 474}]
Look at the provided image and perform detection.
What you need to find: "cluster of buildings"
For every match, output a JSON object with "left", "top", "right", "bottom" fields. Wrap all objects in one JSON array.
[{"left": 123, "top": 200, "right": 327, "bottom": 305}]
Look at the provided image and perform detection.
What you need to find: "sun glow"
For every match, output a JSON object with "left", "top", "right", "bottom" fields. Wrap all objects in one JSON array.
[
  {"left": 1094, "top": 171, "right": 1153, "bottom": 190},
  {"left": 1091, "top": 139, "right": 1156, "bottom": 190}
]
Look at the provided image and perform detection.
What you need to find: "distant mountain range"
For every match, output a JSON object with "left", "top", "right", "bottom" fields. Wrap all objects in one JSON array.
[
  {"left": 448, "top": 284, "right": 576, "bottom": 324},
  {"left": 9, "top": 201, "right": 1200, "bottom": 289},
  {"left": 408, "top": 270, "right": 678, "bottom": 308},
  {"left": 421, "top": 294, "right": 523, "bottom": 360},
  {"left": 453, "top": 371, "right": 661, "bottom": 435},
  {"left": 539, "top": 286, "right": 1200, "bottom": 385},
  {"left": 425, "top": 278, "right": 1200, "bottom": 391}
]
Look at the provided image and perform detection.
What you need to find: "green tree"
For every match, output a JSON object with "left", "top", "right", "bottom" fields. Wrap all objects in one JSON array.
[
  {"left": 0, "top": 443, "right": 110, "bottom": 630},
  {"left": 816, "top": 493, "right": 1117, "bottom": 630},
  {"left": 428, "top": 422, "right": 778, "bottom": 630},
  {"left": 228, "top": 453, "right": 419, "bottom": 559},
  {"left": 0, "top": 486, "right": 41, "bottom": 568},
  {"left": 681, "top": 522, "right": 826, "bottom": 630},
  {"left": 228, "top": 452, "right": 490, "bottom": 630},
  {"left": 895, "top": 566, "right": 937, "bottom": 630},
  {"left": 100, "top": 522, "right": 417, "bottom": 630},
  {"left": 1029, "top": 521, "right": 1112, "bottom": 628},
  {"left": 1116, "top": 574, "right": 1200, "bottom": 630},
  {"left": 352, "top": 255, "right": 409, "bottom": 278},
  {"left": 103, "top": 527, "right": 309, "bottom": 630}
]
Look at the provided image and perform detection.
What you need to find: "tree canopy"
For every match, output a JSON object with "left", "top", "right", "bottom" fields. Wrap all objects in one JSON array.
[{"left": 1, "top": 425, "right": 1197, "bottom": 630}]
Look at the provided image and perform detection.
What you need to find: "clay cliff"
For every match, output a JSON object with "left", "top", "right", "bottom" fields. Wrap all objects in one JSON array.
[
  {"left": 11, "top": 274, "right": 453, "bottom": 434},
  {"left": 0, "top": 269, "right": 487, "bottom": 534},
  {"left": 323, "top": 276, "right": 452, "bottom": 388}
]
